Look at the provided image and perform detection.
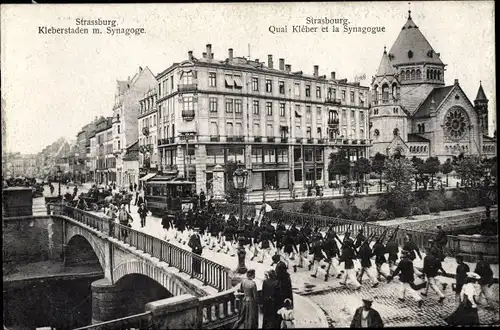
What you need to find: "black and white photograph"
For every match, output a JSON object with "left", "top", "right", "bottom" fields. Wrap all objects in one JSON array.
[{"left": 1, "top": 1, "right": 498, "bottom": 329}]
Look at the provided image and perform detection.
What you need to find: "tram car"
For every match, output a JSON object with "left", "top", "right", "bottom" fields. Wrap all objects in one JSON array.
[{"left": 144, "top": 177, "right": 195, "bottom": 216}]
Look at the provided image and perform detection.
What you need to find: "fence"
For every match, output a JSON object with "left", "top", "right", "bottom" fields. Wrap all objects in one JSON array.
[
  {"left": 73, "top": 311, "right": 153, "bottom": 330},
  {"left": 216, "top": 202, "right": 498, "bottom": 259},
  {"left": 49, "top": 204, "right": 231, "bottom": 292}
]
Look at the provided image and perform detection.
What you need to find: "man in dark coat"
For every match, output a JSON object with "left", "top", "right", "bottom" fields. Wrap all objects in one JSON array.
[
  {"left": 339, "top": 240, "right": 361, "bottom": 290},
  {"left": 161, "top": 208, "right": 173, "bottom": 241},
  {"left": 199, "top": 189, "right": 206, "bottom": 209},
  {"left": 309, "top": 235, "right": 327, "bottom": 278},
  {"left": 474, "top": 252, "right": 495, "bottom": 308},
  {"left": 357, "top": 240, "right": 379, "bottom": 287},
  {"left": 350, "top": 297, "right": 384, "bottom": 328},
  {"left": 354, "top": 228, "right": 366, "bottom": 249},
  {"left": 386, "top": 237, "right": 399, "bottom": 275},
  {"left": 261, "top": 270, "right": 280, "bottom": 329},
  {"left": 372, "top": 236, "right": 389, "bottom": 281},
  {"left": 421, "top": 247, "right": 447, "bottom": 303},
  {"left": 188, "top": 227, "right": 203, "bottom": 274},
  {"left": 323, "top": 230, "right": 340, "bottom": 280},
  {"left": 137, "top": 203, "right": 149, "bottom": 228},
  {"left": 453, "top": 255, "right": 470, "bottom": 304},
  {"left": 435, "top": 225, "right": 448, "bottom": 261}
]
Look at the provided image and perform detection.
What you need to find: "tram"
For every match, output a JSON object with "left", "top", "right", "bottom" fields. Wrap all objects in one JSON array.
[{"left": 144, "top": 177, "right": 196, "bottom": 216}]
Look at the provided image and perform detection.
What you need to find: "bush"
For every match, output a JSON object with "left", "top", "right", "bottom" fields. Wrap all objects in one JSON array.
[
  {"left": 426, "top": 192, "right": 445, "bottom": 213},
  {"left": 411, "top": 207, "right": 423, "bottom": 216},
  {"left": 267, "top": 201, "right": 283, "bottom": 211},
  {"left": 420, "top": 201, "right": 430, "bottom": 214},
  {"left": 318, "top": 201, "right": 337, "bottom": 216},
  {"left": 301, "top": 200, "right": 318, "bottom": 214},
  {"left": 376, "top": 209, "right": 388, "bottom": 220},
  {"left": 386, "top": 211, "right": 396, "bottom": 219}
]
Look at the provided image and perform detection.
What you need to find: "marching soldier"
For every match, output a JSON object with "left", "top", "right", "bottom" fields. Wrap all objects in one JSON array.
[
  {"left": 288, "top": 222, "right": 300, "bottom": 260},
  {"left": 386, "top": 236, "right": 399, "bottom": 275},
  {"left": 435, "top": 225, "right": 448, "bottom": 261},
  {"left": 403, "top": 234, "right": 423, "bottom": 276},
  {"left": 297, "top": 230, "right": 310, "bottom": 269},
  {"left": 222, "top": 221, "right": 236, "bottom": 256},
  {"left": 372, "top": 235, "right": 390, "bottom": 281},
  {"left": 387, "top": 250, "right": 424, "bottom": 308},
  {"left": 258, "top": 223, "right": 273, "bottom": 264},
  {"left": 322, "top": 229, "right": 341, "bottom": 281},
  {"left": 310, "top": 234, "right": 328, "bottom": 279},
  {"left": 421, "top": 247, "right": 447, "bottom": 303},
  {"left": 338, "top": 239, "right": 361, "bottom": 290},
  {"left": 354, "top": 228, "right": 366, "bottom": 249},
  {"left": 250, "top": 220, "right": 263, "bottom": 261},
  {"left": 357, "top": 239, "right": 380, "bottom": 287}
]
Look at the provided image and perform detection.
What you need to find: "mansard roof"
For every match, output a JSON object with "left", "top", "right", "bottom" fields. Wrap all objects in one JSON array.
[{"left": 388, "top": 11, "right": 444, "bottom": 67}]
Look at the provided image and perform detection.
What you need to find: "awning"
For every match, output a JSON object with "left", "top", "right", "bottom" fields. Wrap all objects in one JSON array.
[
  {"left": 233, "top": 76, "right": 243, "bottom": 88},
  {"left": 139, "top": 173, "right": 157, "bottom": 181},
  {"left": 225, "top": 76, "right": 234, "bottom": 87}
]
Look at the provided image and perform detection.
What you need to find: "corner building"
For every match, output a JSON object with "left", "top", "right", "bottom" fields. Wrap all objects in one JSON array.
[
  {"left": 156, "top": 44, "right": 370, "bottom": 201},
  {"left": 369, "top": 11, "right": 496, "bottom": 161}
]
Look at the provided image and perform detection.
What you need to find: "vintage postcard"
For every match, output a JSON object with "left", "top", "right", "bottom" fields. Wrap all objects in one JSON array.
[{"left": 2, "top": 1, "right": 497, "bottom": 329}]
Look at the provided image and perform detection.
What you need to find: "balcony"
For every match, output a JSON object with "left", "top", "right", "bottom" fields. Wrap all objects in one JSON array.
[
  {"left": 296, "top": 138, "right": 303, "bottom": 143},
  {"left": 318, "top": 138, "right": 325, "bottom": 144},
  {"left": 307, "top": 138, "right": 314, "bottom": 144},
  {"left": 163, "top": 164, "right": 178, "bottom": 172},
  {"left": 360, "top": 139, "right": 367, "bottom": 145},
  {"left": 181, "top": 110, "right": 195, "bottom": 122},
  {"left": 328, "top": 138, "right": 343, "bottom": 144},
  {"left": 281, "top": 137, "right": 288, "bottom": 143},
  {"left": 168, "top": 137, "right": 175, "bottom": 144},
  {"left": 254, "top": 136, "right": 262, "bottom": 142},
  {"left": 267, "top": 137, "right": 275, "bottom": 143},
  {"left": 177, "top": 83, "right": 198, "bottom": 93},
  {"left": 234, "top": 136, "right": 245, "bottom": 142},
  {"left": 343, "top": 139, "right": 349, "bottom": 144},
  {"left": 227, "top": 136, "right": 235, "bottom": 142},
  {"left": 210, "top": 135, "right": 220, "bottom": 142},
  {"left": 327, "top": 119, "right": 340, "bottom": 127},
  {"left": 325, "top": 98, "right": 342, "bottom": 105}
]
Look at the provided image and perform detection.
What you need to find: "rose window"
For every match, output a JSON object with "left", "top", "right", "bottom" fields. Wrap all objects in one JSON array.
[{"left": 444, "top": 108, "right": 468, "bottom": 140}]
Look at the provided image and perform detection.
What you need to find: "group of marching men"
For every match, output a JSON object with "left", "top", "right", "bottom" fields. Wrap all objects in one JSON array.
[{"left": 159, "top": 204, "right": 476, "bottom": 309}]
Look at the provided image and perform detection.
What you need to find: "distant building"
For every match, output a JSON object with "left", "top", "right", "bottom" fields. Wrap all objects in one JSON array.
[
  {"left": 112, "top": 67, "right": 157, "bottom": 188},
  {"left": 122, "top": 140, "right": 140, "bottom": 188},
  {"left": 138, "top": 87, "right": 159, "bottom": 178},
  {"left": 369, "top": 11, "right": 496, "bottom": 161}
]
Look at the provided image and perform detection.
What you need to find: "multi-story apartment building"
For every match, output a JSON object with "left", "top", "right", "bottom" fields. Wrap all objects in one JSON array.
[
  {"left": 122, "top": 140, "right": 140, "bottom": 188},
  {"left": 138, "top": 87, "right": 159, "bottom": 178},
  {"left": 111, "top": 67, "right": 157, "bottom": 188},
  {"left": 95, "top": 117, "right": 111, "bottom": 184},
  {"left": 89, "top": 131, "right": 97, "bottom": 182},
  {"left": 155, "top": 44, "right": 370, "bottom": 199}
]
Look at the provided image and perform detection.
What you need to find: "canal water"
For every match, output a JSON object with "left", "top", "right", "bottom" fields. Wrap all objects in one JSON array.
[{"left": 4, "top": 275, "right": 102, "bottom": 329}]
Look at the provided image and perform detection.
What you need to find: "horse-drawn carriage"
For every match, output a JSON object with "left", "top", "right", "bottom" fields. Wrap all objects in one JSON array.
[{"left": 77, "top": 187, "right": 133, "bottom": 211}]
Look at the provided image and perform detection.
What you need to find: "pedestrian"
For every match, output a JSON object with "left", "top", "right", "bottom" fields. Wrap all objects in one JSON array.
[
  {"left": 387, "top": 250, "right": 424, "bottom": 308},
  {"left": 129, "top": 183, "right": 133, "bottom": 192},
  {"left": 474, "top": 252, "right": 495, "bottom": 309},
  {"left": 350, "top": 296, "right": 384, "bottom": 328},
  {"left": 421, "top": 247, "right": 447, "bottom": 303},
  {"left": 138, "top": 203, "right": 149, "bottom": 228},
  {"left": 386, "top": 237, "right": 399, "bottom": 275},
  {"left": 277, "top": 298, "right": 295, "bottom": 329},
  {"left": 117, "top": 204, "right": 133, "bottom": 241},
  {"left": 444, "top": 272, "right": 481, "bottom": 326},
  {"left": 453, "top": 255, "right": 471, "bottom": 305},
  {"left": 276, "top": 261, "right": 293, "bottom": 309},
  {"left": 435, "top": 225, "right": 448, "bottom": 261},
  {"left": 134, "top": 189, "right": 139, "bottom": 206},
  {"left": 372, "top": 235, "right": 390, "bottom": 281},
  {"left": 262, "top": 270, "right": 281, "bottom": 329},
  {"left": 403, "top": 234, "right": 423, "bottom": 276},
  {"left": 258, "top": 224, "right": 273, "bottom": 263},
  {"left": 323, "top": 229, "right": 340, "bottom": 280},
  {"left": 309, "top": 234, "right": 327, "bottom": 279},
  {"left": 134, "top": 182, "right": 137, "bottom": 191},
  {"left": 199, "top": 189, "right": 206, "bottom": 209},
  {"left": 162, "top": 208, "right": 173, "bottom": 241},
  {"left": 232, "top": 269, "right": 258, "bottom": 329},
  {"left": 188, "top": 227, "right": 203, "bottom": 275}
]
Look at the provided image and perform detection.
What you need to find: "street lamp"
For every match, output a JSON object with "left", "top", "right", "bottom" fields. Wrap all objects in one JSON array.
[
  {"left": 233, "top": 167, "right": 249, "bottom": 274},
  {"left": 56, "top": 166, "right": 62, "bottom": 197}
]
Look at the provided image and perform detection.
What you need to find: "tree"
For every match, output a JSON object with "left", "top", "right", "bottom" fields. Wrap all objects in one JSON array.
[
  {"left": 454, "top": 156, "right": 482, "bottom": 188},
  {"left": 440, "top": 159, "right": 454, "bottom": 187},
  {"left": 371, "top": 152, "right": 387, "bottom": 191},
  {"left": 411, "top": 156, "right": 425, "bottom": 190},
  {"left": 379, "top": 157, "right": 416, "bottom": 217},
  {"left": 328, "top": 149, "right": 350, "bottom": 183},
  {"left": 424, "top": 157, "right": 441, "bottom": 189},
  {"left": 354, "top": 157, "right": 371, "bottom": 191}
]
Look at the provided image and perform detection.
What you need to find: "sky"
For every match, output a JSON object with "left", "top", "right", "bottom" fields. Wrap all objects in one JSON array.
[{"left": 1, "top": 1, "right": 496, "bottom": 154}]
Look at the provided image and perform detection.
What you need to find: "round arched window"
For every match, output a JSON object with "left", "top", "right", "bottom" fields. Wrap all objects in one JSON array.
[{"left": 444, "top": 107, "right": 468, "bottom": 140}]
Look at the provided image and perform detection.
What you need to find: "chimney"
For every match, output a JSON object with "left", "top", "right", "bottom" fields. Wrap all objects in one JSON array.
[
  {"left": 139, "top": 66, "right": 143, "bottom": 72},
  {"left": 279, "top": 58, "right": 285, "bottom": 71},
  {"left": 188, "top": 51, "right": 193, "bottom": 60},
  {"left": 285, "top": 64, "right": 291, "bottom": 73},
  {"left": 314, "top": 65, "right": 319, "bottom": 77},
  {"left": 331, "top": 72, "right": 336, "bottom": 80},
  {"left": 454, "top": 79, "right": 459, "bottom": 85},
  {"left": 268, "top": 54, "right": 273, "bottom": 69},
  {"left": 206, "top": 44, "right": 212, "bottom": 59},
  {"left": 202, "top": 52, "right": 207, "bottom": 59},
  {"left": 255, "top": 58, "right": 259, "bottom": 63},
  {"left": 228, "top": 48, "right": 233, "bottom": 60}
]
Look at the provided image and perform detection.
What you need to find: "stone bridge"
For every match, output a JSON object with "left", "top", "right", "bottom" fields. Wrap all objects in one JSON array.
[{"left": 4, "top": 205, "right": 232, "bottom": 326}]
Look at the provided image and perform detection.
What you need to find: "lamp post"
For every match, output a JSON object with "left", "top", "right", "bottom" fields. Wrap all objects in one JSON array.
[
  {"left": 233, "top": 167, "right": 249, "bottom": 274},
  {"left": 56, "top": 167, "right": 62, "bottom": 197}
]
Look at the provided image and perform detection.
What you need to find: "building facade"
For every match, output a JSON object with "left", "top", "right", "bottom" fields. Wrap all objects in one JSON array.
[
  {"left": 122, "top": 140, "right": 140, "bottom": 188},
  {"left": 111, "top": 67, "right": 158, "bottom": 188},
  {"left": 155, "top": 44, "right": 370, "bottom": 199},
  {"left": 138, "top": 87, "right": 159, "bottom": 177},
  {"left": 369, "top": 11, "right": 496, "bottom": 162}
]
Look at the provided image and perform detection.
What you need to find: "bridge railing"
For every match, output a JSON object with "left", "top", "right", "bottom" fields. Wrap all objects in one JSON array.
[
  {"left": 73, "top": 311, "right": 152, "bottom": 330},
  {"left": 49, "top": 204, "right": 231, "bottom": 292},
  {"left": 216, "top": 202, "right": 495, "bottom": 257},
  {"left": 198, "top": 289, "right": 240, "bottom": 329}
]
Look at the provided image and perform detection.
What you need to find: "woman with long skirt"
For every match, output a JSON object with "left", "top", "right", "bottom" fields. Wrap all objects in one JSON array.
[
  {"left": 233, "top": 269, "right": 259, "bottom": 329},
  {"left": 444, "top": 272, "right": 481, "bottom": 326},
  {"left": 262, "top": 270, "right": 281, "bottom": 329}
]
